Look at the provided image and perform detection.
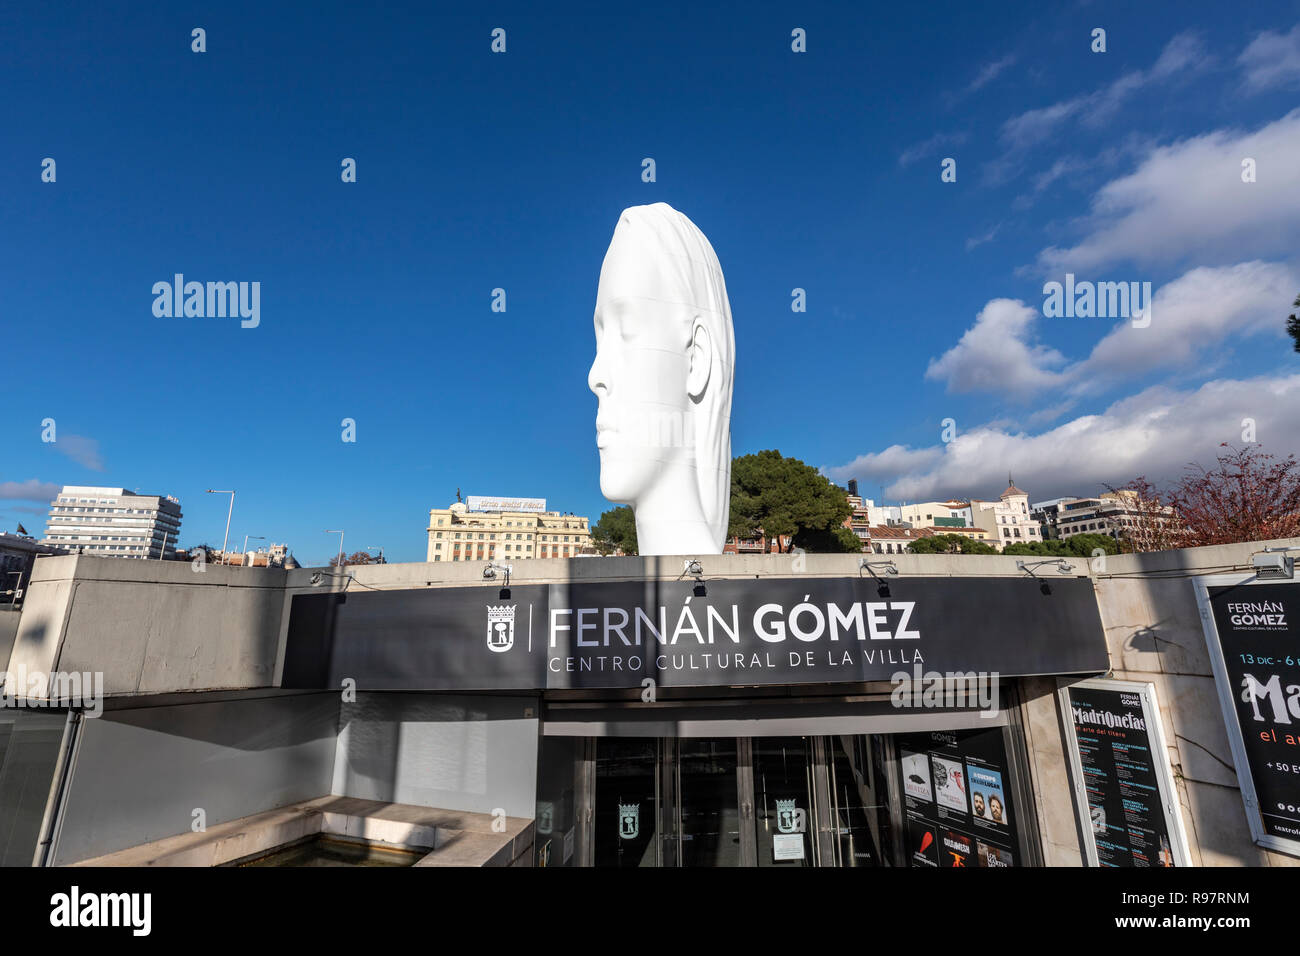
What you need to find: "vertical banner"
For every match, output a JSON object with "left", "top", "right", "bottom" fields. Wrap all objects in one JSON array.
[
  {"left": 1060, "top": 678, "right": 1189, "bottom": 866},
  {"left": 1197, "top": 578, "right": 1300, "bottom": 857}
]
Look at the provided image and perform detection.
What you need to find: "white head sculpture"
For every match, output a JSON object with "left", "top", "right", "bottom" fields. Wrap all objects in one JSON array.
[{"left": 588, "top": 203, "right": 735, "bottom": 555}]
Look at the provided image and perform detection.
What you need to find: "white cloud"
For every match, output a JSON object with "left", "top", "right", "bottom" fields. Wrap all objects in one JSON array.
[
  {"left": 824, "top": 444, "right": 944, "bottom": 488},
  {"left": 51, "top": 435, "right": 104, "bottom": 471},
  {"left": 926, "top": 262, "right": 1298, "bottom": 399},
  {"left": 925, "top": 298, "right": 1068, "bottom": 397},
  {"left": 1070, "top": 260, "right": 1297, "bottom": 391},
  {"left": 965, "top": 224, "right": 1002, "bottom": 251},
  {"left": 826, "top": 374, "right": 1300, "bottom": 501},
  {"left": 898, "top": 130, "right": 968, "bottom": 167},
  {"left": 999, "top": 33, "right": 1210, "bottom": 151},
  {"left": 967, "top": 55, "right": 1016, "bottom": 94},
  {"left": 1035, "top": 109, "right": 1300, "bottom": 273},
  {"left": 1239, "top": 23, "right": 1300, "bottom": 90},
  {"left": 0, "top": 480, "right": 60, "bottom": 502}
]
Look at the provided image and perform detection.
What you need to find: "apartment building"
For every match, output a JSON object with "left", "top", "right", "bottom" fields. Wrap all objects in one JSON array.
[
  {"left": 898, "top": 499, "right": 970, "bottom": 528},
  {"left": 41, "top": 485, "right": 182, "bottom": 559},
  {"left": 427, "top": 496, "right": 592, "bottom": 562}
]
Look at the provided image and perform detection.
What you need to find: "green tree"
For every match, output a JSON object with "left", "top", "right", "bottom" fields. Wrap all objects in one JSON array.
[
  {"left": 1287, "top": 293, "right": 1300, "bottom": 353},
  {"left": 1063, "top": 533, "right": 1118, "bottom": 557},
  {"left": 592, "top": 505, "right": 638, "bottom": 556},
  {"left": 910, "top": 533, "right": 998, "bottom": 555},
  {"left": 1001, "top": 540, "right": 1056, "bottom": 556},
  {"left": 1003, "top": 534, "right": 1117, "bottom": 558},
  {"left": 798, "top": 525, "right": 867, "bottom": 553},
  {"left": 728, "top": 450, "right": 855, "bottom": 553}
]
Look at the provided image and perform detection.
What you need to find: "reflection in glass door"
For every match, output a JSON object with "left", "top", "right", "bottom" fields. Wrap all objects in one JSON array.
[
  {"left": 593, "top": 738, "right": 660, "bottom": 867},
  {"left": 676, "top": 738, "right": 742, "bottom": 866},
  {"left": 825, "top": 734, "right": 885, "bottom": 866},
  {"left": 751, "top": 736, "right": 815, "bottom": 867},
  {"left": 574, "top": 733, "right": 898, "bottom": 866}
]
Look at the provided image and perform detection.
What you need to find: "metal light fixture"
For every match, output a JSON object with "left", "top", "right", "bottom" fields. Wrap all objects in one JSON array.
[
  {"left": 1252, "top": 549, "right": 1296, "bottom": 580},
  {"left": 483, "top": 562, "right": 513, "bottom": 586},
  {"left": 859, "top": 559, "right": 898, "bottom": 598},
  {"left": 1016, "top": 558, "right": 1074, "bottom": 577}
]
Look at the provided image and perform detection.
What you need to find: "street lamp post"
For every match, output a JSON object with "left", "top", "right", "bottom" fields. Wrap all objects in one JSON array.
[
  {"left": 206, "top": 490, "right": 235, "bottom": 562},
  {"left": 242, "top": 535, "right": 266, "bottom": 566},
  {"left": 325, "top": 529, "right": 345, "bottom": 568}
]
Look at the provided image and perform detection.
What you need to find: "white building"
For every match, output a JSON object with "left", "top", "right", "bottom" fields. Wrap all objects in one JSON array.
[
  {"left": 969, "top": 479, "right": 1041, "bottom": 551},
  {"left": 41, "top": 485, "right": 182, "bottom": 560},
  {"left": 898, "top": 500, "right": 970, "bottom": 528}
]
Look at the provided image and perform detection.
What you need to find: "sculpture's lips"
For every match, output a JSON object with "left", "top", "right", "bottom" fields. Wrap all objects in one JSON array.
[{"left": 596, "top": 427, "right": 615, "bottom": 450}]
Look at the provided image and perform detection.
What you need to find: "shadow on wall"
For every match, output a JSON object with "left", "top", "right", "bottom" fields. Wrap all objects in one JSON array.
[{"left": 334, "top": 693, "right": 538, "bottom": 819}]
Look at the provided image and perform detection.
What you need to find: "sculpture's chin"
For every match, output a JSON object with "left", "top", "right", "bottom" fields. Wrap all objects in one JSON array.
[{"left": 597, "top": 456, "right": 642, "bottom": 505}]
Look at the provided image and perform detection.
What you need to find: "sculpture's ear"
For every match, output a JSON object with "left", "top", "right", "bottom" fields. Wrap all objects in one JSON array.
[{"left": 687, "top": 318, "right": 712, "bottom": 401}]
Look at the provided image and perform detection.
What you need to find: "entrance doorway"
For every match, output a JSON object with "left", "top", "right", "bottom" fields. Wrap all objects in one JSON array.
[{"left": 574, "top": 735, "right": 889, "bottom": 867}]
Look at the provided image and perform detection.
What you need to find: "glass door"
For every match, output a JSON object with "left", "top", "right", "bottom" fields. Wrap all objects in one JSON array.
[
  {"left": 750, "top": 736, "right": 816, "bottom": 867},
  {"left": 592, "top": 737, "right": 661, "bottom": 867},
  {"left": 574, "top": 733, "right": 896, "bottom": 867},
  {"left": 824, "top": 734, "right": 887, "bottom": 866},
  {"left": 674, "top": 738, "right": 743, "bottom": 866}
]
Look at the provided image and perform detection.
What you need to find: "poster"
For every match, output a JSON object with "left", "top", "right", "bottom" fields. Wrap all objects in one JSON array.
[
  {"left": 896, "top": 728, "right": 1018, "bottom": 867},
  {"left": 940, "top": 830, "right": 973, "bottom": 867},
  {"left": 977, "top": 841, "right": 1012, "bottom": 867},
  {"left": 1064, "top": 680, "right": 1184, "bottom": 867},
  {"left": 901, "top": 750, "right": 933, "bottom": 801},
  {"left": 932, "top": 755, "right": 967, "bottom": 812},
  {"left": 968, "top": 766, "right": 1007, "bottom": 827},
  {"left": 1200, "top": 580, "right": 1300, "bottom": 855},
  {"left": 907, "top": 818, "right": 938, "bottom": 867}
]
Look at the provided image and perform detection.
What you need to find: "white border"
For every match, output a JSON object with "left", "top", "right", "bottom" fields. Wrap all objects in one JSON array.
[
  {"left": 1193, "top": 571, "right": 1300, "bottom": 857},
  {"left": 1059, "top": 677, "right": 1191, "bottom": 867}
]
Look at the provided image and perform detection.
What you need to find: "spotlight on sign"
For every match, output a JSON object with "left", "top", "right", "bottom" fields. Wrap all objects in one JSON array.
[{"left": 1252, "top": 550, "right": 1295, "bottom": 580}]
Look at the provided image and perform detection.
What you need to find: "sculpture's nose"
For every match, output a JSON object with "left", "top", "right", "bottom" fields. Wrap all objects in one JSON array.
[{"left": 588, "top": 350, "right": 606, "bottom": 397}]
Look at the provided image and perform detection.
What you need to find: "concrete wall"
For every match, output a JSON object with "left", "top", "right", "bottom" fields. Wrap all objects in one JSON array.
[
  {"left": 0, "top": 608, "right": 19, "bottom": 677},
  {"left": 1089, "top": 536, "right": 1300, "bottom": 867},
  {"left": 1017, "top": 676, "right": 1085, "bottom": 866},
  {"left": 331, "top": 694, "right": 539, "bottom": 819},
  {"left": 7, "top": 555, "right": 287, "bottom": 699},
  {"left": 17, "top": 543, "right": 1299, "bottom": 866},
  {"left": 51, "top": 692, "right": 339, "bottom": 865}
]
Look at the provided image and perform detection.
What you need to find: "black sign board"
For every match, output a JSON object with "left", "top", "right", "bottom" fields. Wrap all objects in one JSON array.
[
  {"left": 1202, "top": 580, "right": 1300, "bottom": 855},
  {"left": 1063, "top": 680, "right": 1185, "bottom": 866},
  {"left": 283, "top": 575, "right": 1108, "bottom": 692},
  {"left": 896, "top": 728, "right": 1018, "bottom": 867}
]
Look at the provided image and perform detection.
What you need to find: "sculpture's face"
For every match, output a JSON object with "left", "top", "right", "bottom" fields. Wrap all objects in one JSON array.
[{"left": 588, "top": 234, "right": 692, "bottom": 503}]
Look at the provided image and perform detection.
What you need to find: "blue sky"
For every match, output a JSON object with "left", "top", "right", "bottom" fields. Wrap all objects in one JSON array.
[{"left": 3, "top": 1, "right": 1299, "bottom": 564}]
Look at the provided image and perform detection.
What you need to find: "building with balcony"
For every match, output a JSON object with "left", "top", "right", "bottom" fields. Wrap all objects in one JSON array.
[{"left": 40, "top": 485, "right": 182, "bottom": 560}]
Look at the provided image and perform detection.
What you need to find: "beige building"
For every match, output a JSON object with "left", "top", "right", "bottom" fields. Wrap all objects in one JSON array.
[
  {"left": 427, "top": 499, "right": 592, "bottom": 563},
  {"left": 968, "top": 479, "right": 1042, "bottom": 551},
  {"left": 897, "top": 500, "right": 968, "bottom": 528}
]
